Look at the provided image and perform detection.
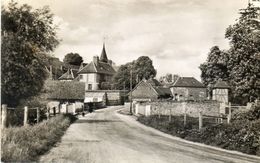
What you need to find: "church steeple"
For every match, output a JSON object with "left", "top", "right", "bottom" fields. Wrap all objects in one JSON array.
[{"left": 100, "top": 43, "right": 108, "bottom": 63}]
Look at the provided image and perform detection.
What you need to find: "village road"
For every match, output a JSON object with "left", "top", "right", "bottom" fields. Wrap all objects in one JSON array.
[{"left": 40, "top": 106, "right": 260, "bottom": 163}]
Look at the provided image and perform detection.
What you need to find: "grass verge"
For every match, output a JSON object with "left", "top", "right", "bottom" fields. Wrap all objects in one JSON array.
[{"left": 1, "top": 114, "right": 77, "bottom": 162}]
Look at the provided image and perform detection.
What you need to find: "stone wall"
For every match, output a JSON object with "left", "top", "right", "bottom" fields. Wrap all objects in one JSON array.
[
  {"left": 136, "top": 101, "right": 221, "bottom": 117},
  {"left": 106, "top": 90, "right": 127, "bottom": 106}
]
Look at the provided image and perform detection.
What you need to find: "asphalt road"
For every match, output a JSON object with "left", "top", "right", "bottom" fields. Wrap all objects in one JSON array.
[{"left": 40, "top": 106, "right": 260, "bottom": 163}]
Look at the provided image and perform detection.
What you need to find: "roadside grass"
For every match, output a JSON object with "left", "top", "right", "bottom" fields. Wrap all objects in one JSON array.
[
  {"left": 137, "top": 104, "right": 260, "bottom": 156},
  {"left": 1, "top": 114, "right": 77, "bottom": 162}
]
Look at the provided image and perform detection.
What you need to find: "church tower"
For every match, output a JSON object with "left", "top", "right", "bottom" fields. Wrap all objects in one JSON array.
[{"left": 100, "top": 43, "right": 108, "bottom": 63}]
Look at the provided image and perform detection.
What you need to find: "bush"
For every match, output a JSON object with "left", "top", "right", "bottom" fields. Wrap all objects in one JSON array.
[{"left": 1, "top": 114, "right": 76, "bottom": 162}]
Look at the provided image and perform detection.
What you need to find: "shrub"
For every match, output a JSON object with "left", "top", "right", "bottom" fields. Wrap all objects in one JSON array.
[{"left": 1, "top": 114, "right": 76, "bottom": 162}]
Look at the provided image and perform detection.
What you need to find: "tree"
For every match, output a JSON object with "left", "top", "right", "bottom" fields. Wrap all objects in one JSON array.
[
  {"left": 113, "top": 56, "right": 157, "bottom": 90},
  {"left": 133, "top": 56, "right": 157, "bottom": 82},
  {"left": 63, "top": 53, "right": 83, "bottom": 66},
  {"left": 199, "top": 46, "right": 229, "bottom": 87},
  {"left": 225, "top": 4, "right": 260, "bottom": 102},
  {"left": 113, "top": 62, "right": 133, "bottom": 90},
  {"left": 200, "top": 4, "right": 260, "bottom": 103},
  {"left": 1, "top": 2, "right": 59, "bottom": 106}
]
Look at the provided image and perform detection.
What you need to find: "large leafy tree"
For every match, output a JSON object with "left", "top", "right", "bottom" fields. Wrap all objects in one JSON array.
[
  {"left": 63, "top": 52, "right": 83, "bottom": 66},
  {"left": 200, "top": 4, "right": 260, "bottom": 103},
  {"left": 225, "top": 4, "right": 260, "bottom": 102},
  {"left": 1, "top": 2, "right": 59, "bottom": 106},
  {"left": 199, "top": 46, "right": 229, "bottom": 87},
  {"left": 113, "top": 56, "right": 157, "bottom": 90},
  {"left": 133, "top": 56, "right": 157, "bottom": 82}
]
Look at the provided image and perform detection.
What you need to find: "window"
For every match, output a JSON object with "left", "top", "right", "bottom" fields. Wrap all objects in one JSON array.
[
  {"left": 88, "top": 84, "right": 92, "bottom": 90},
  {"left": 79, "top": 75, "right": 83, "bottom": 80}
]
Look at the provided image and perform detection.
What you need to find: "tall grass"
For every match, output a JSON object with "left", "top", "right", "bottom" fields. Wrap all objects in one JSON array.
[{"left": 1, "top": 114, "right": 76, "bottom": 162}]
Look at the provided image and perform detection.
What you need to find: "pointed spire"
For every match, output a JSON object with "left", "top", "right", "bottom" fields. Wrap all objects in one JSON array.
[{"left": 100, "top": 42, "right": 108, "bottom": 63}]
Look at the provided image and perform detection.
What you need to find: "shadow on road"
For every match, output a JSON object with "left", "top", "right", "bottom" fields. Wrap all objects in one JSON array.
[{"left": 75, "top": 119, "right": 122, "bottom": 123}]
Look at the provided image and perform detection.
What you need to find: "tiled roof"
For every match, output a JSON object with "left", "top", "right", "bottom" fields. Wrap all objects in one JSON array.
[
  {"left": 46, "top": 81, "right": 85, "bottom": 100},
  {"left": 213, "top": 80, "right": 230, "bottom": 89},
  {"left": 78, "top": 61, "right": 116, "bottom": 75},
  {"left": 171, "top": 77, "right": 205, "bottom": 88},
  {"left": 132, "top": 79, "right": 172, "bottom": 98}
]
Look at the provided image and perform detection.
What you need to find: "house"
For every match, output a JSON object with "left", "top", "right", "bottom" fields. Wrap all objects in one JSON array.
[
  {"left": 46, "top": 80, "right": 85, "bottom": 114},
  {"left": 170, "top": 77, "right": 206, "bottom": 101},
  {"left": 212, "top": 80, "right": 230, "bottom": 103},
  {"left": 77, "top": 43, "right": 116, "bottom": 90},
  {"left": 131, "top": 78, "right": 172, "bottom": 102}
]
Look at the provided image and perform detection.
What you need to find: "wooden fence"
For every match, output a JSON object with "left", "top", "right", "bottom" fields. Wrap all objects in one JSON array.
[{"left": 1, "top": 104, "right": 54, "bottom": 129}]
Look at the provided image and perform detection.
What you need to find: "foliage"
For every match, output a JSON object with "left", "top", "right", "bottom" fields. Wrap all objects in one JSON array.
[
  {"left": 1, "top": 114, "right": 76, "bottom": 162},
  {"left": 199, "top": 46, "right": 229, "bottom": 87},
  {"left": 113, "top": 56, "right": 156, "bottom": 90},
  {"left": 63, "top": 52, "right": 83, "bottom": 66},
  {"left": 199, "top": 4, "right": 260, "bottom": 103},
  {"left": 1, "top": 2, "right": 59, "bottom": 106}
]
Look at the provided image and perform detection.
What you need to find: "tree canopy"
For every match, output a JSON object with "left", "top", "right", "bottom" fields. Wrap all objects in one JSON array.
[
  {"left": 63, "top": 53, "right": 83, "bottom": 66},
  {"left": 1, "top": 2, "right": 59, "bottom": 106},
  {"left": 200, "top": 4, "right": 260, "bottom": 103},
  {"left": 113, "top": 56, "right": 156, "bottom": 90}
]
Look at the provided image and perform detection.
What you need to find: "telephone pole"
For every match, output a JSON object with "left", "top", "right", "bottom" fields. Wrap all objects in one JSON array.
[{"left": 129, "top": 66, "right": 133, "bottom": 115}]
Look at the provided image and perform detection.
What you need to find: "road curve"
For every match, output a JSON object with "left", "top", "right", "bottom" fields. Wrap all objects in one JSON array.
[{"left": 40, "top": 106, "right": 260, "bottom": 163}]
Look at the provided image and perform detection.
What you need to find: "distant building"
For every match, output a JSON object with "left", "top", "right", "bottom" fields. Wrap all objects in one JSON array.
[
  {"left": 212, "top": 80, "right": 230, "bottom": 103},
  {"left": 77, "top": 43, "right": 116, "bottom": 90},
  {"left": 170, "top": 77, "right": 206, "bottom": 101},
  {"left": 46, "top": 80, "right": 85, "bottom": 114},
  {"left": 131, "top": 78, "right": 172, "bottom": 102}
]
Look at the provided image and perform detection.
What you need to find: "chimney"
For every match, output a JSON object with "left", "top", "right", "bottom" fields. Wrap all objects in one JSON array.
[{"left": 93, "top": 56, "right": 99, "bottom": 66}]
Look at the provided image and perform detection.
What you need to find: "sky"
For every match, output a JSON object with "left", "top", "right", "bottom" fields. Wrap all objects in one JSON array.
[{"left": 2, "top": 0, "right": 252, "bottom": 80}]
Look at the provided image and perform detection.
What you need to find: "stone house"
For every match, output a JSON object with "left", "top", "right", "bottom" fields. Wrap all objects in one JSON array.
[
  {"left": 77, "top": 44, "right": 116, "bottom": 90},
  {"left": 131, "top": 78, "right": 172, "bottom": 102},
  {"left": 170, "top": 77, "right": 206, "bottom": 101}
]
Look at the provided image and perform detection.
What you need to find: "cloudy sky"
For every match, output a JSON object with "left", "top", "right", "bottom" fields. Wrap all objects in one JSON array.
[{"left": 3, "top": 0, "right": 252, "bottom": 80}]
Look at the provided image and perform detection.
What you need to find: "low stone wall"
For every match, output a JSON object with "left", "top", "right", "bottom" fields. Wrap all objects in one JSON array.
[{"left": 136, "top": 101, "right": 221, "bottom": 117}]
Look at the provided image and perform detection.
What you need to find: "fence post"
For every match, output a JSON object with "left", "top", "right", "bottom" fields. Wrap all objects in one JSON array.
[
  {"left": 65, "top": 104, "right": 68, "bottom": 114},
  {"left": 2, "top": 104, "right": 8, "bottom": 129},
  {"left": 227, "top": 102, "right": 232, "bottom": 124},
  {"left": 158, "top": 108, "right": 161, "bottom": 119},
  {"left": 169, "top": 108, "right": 172, "bottom": 122},
  {"left": 24, "top": 106, "right": 29, "bottom": 126},
  {"left": 183, "top": 102, "right": 187, "bottom": 127},
  {"left": 37, "top": 107, "right": 40, "bottom": 123},
  {"left": 47, "top": 107, "right": 50, "bottom": 120},
  {"left": 53, "top": 107, "right": 56, "bottom": 116},
  {"left": 199, "top": 111, "right": 203, "bottom": 131}
]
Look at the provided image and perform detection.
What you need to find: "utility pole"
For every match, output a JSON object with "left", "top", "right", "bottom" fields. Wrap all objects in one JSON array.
[{"left": 130, "top": 66, "right": 133, "bottom": 115}]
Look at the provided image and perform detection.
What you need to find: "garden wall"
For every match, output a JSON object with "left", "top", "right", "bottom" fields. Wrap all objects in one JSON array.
[{"left": 136, "top": 101, "right": 221, "bottom": 117}]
